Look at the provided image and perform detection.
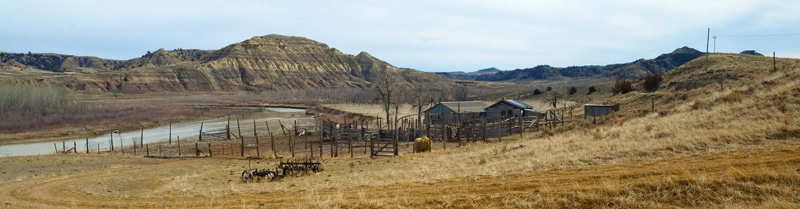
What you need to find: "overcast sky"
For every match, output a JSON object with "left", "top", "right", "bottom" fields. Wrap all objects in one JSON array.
[{"left": 1, "top": 0, "right": 799, "bottom": 72}]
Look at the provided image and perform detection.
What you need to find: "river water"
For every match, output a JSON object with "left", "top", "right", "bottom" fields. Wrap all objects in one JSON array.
[{"left": 0, "top": 107, "right": 312, "bottom": 157}]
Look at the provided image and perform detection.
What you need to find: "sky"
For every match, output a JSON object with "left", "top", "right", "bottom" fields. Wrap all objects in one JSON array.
[{"left": 1, "top": 0, "right": 799, "bottom": 72}]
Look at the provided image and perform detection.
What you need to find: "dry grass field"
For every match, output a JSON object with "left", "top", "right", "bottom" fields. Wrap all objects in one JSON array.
[{"left": 1, "top": 54, "right": 799, "bottom": 208}]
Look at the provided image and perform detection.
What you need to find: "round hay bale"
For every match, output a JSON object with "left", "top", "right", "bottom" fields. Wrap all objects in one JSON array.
[{"left": 413, "top": 136, "right": 432, "bottom": 153}]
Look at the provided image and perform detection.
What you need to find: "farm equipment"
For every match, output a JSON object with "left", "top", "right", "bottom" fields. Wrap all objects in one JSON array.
[
  {"left": 240, "top": 159, "right": 324, "bottom": 183},
  {"left": 241, "top": 168, "right": 282, "bottom": 182}
]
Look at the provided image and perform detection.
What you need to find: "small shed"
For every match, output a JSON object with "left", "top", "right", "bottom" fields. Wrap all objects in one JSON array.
[
  {"left": 424, "top": 101, "right": 489, "bottom": 124},
  {"left": 584, "top": 104, "right": 620, "bottom": 118},
  {"left": 485, "top": 99, "right": 535, "bottom": 120}
]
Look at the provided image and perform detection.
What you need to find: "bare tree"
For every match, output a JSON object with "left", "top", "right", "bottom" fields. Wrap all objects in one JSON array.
[
  {"left": 454, "top": 86, "right": 469, "bottom": 101},
  {"left": 408, "top": 86, "right": 438, "bottom": 129},
  {"left": 372, "top": 69, "right": 399, "bottom": 129}
]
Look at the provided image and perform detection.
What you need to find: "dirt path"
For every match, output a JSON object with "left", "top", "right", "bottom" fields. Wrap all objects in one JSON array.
[{"left": 1, "top": 147, "right": 798, "bottom": 208}]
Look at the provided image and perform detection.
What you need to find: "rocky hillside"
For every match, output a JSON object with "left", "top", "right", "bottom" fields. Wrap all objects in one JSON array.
[
  {"left": 0, "top": 35, "right": 450, "bottom": 93},
  {"left": 475, "top": 47, "right": 704, "bottom": 81}
]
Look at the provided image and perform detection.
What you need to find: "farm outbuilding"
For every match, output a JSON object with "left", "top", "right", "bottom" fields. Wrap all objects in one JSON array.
[
  {"left": 584, "top": 104, "right": 620, "bottom": 118},
  {"left": 424, "top": 101, "right": 489, "bottom": 125},
  {"left": 485, "top": 99, "right": 536, "bottom": 121}
]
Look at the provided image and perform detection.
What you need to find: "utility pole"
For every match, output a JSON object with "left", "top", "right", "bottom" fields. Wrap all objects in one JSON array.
[{"left": 712, "top": 35, "right": 717, "bottom": 53}]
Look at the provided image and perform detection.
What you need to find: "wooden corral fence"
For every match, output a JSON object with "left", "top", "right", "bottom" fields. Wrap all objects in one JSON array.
[
  {"left": 210, "top": 142, "right": 243, "bottom": 156},
  {"left": 425, "top": 113, "right": 538, "bottom": 144},
  {"left": 370, "top": 130, "right": 396, "bottom": 157},
  {"left": 321, "top": 120, "right": 376, "bottom": 158}
]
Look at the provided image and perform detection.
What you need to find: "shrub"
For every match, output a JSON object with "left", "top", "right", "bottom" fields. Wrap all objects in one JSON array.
[
  {"left": 546, "top": 87, "right": 552, "bottom": 91},
  {"left": 568, "top": 87, "right": 577, "bottom": 95},
  {"left": 740, "top": 50, "right": 763, "bottom": 56},
  {"left": 587, "top": 86, "right": 597, "bottom": 95},
  {"left": 643, "top": 73, "right": 662, "bottom": 92},
  {"left": 612, "top": 79, "right": 634, "bottom": 95},
  {"left": 533, "top": 89, "right": 542, "bottom": 95},
  {"left": 0, "top": 84, "right": 75, "bottom": 116}
]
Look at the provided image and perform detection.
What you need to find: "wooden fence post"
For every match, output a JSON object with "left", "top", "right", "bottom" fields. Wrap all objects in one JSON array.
[
  {"left": 291, "top": 133, "right": 296, "bottom": 159},
  {"left": 279, "top": 120, "right": 287, "bottom": 136},
  {"left": 169, "top": 122, "right": 172, "bottom": 144},
  {"left": 254, "top": 120, "right": 259, "bottom": 158},
  {"left": 237, "top": 119, "right": 243, "bottom": 157},
  {"left": 199, "top": 122, "right": 204, "bottom": 142},
  {"left": 441, "top": 115, "right": 446, "bottom": 150},
  {"left": 86, "top": 137, "right": 89, "bottom": 153},
  {"left": 133, "top": 140, "right": 137, "bottom": 155},
  {"left": 497, "top": 118, "right": 502, "bottom": 142},
  {"left": 208, "top": 143, "right": 212, "bottom": 157},
  {"left": 482, "top": 116, "right": 487, "bottom": 141},
  {"left": 177, "top": 136, "right": 181, "bottom": 158},
  {"left": 62, "top": 141, "right": 65, "bottom": 153},
  {"left": 347, "top": 120, "right": 353, "bottom": 158},
  {"left": 110, "top": 134, "right": 114, "bottom": 151},
  {"left": 319, "top": 121, "right": 324, "bottom": 158},
  {"left": 227, "top": 117, "right": 231, "bottom": 140},
  {"left": 237, "top": 118, "right": 242, "bottom": 140},
  {"left": 369, "top": 130, "right": 374, "bottom": 157},
  {"left": 394, "top": 120, "right": 399, "bottom": 156},
  {"left": 120, "top": 134, "right": 124, "bottom": 154},
  {"left": 304, "top": 129, "right": 308, "bottom": 150},
  {"left": 518, "top": 116, "right": 523, "bottom": 138},
  {"left": 140, "top": 128, "right": 144, "bottom": 148},
  {"left": 267, "top": 121, "right": 276, "bottom": 158},
  {"left": 362, "top": 119, "right": 366, "bottom": 154},
  {"left": 146, "top": 145, "right": 149, "bottom": 157},
  {"left": 54, "top": 143, "right": 58, "bottom": 153},
  {"left": 195, "top": 143, "right": 199, "bottom": 157},
  {"left": 270, "top": 133, "right": 276, "bottom": 158}
]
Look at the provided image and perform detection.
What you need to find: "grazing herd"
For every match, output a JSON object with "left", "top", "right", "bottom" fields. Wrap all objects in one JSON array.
[{"left": 241, "top": 160, "right": 324, "bottom": 182}]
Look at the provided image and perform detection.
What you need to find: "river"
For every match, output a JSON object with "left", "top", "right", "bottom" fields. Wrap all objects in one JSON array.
[{"left": 0, "top": 107, "right": 312, "bottom": 157}]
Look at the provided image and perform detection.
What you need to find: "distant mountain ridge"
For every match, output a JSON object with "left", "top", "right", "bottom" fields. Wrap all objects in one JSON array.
[
  {"left": 435, "top": 67, "right": 501, "bottom": 80},
  {"left": 0, "top": 35, "right": 451, "bottom": 93},
  {"left": 472, "top": 47, "right": 704, "bottom": 81}
]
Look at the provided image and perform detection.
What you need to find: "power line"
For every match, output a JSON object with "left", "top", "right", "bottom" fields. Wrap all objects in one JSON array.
[{"left": 718, "top": 33, "right": 800, "bottom": 38}]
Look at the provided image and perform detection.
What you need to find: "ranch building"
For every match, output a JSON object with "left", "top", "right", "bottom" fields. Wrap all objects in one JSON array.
[
  {"left": 584, "top": 104, "right": 620, "bottom": 118},
  {"left": 485, "top": 99, "right": 536, "bottom": 121},
  {"left": 424, "top": 101, "right": 489, "bottom": 125}
]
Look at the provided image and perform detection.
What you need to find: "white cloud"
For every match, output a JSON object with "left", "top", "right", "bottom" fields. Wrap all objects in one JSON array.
[{"left": 1, "top": 0, "right": 797, "bottom": 71}]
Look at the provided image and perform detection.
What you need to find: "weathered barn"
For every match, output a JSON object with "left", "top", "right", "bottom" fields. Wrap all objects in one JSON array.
[
  {"left": 424, "top": 101, "right": 489, "bottom": 124},
  {"left": 584, "top": 104, "right": 620, "bottom": 118},
  {"left": 485, "top": 99, "right": 536, "bottom": 121}
]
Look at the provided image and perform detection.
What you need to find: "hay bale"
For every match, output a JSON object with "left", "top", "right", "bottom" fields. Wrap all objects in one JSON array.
[{"left": 413, "top": 136, "right": 432, "bottom": 153}]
